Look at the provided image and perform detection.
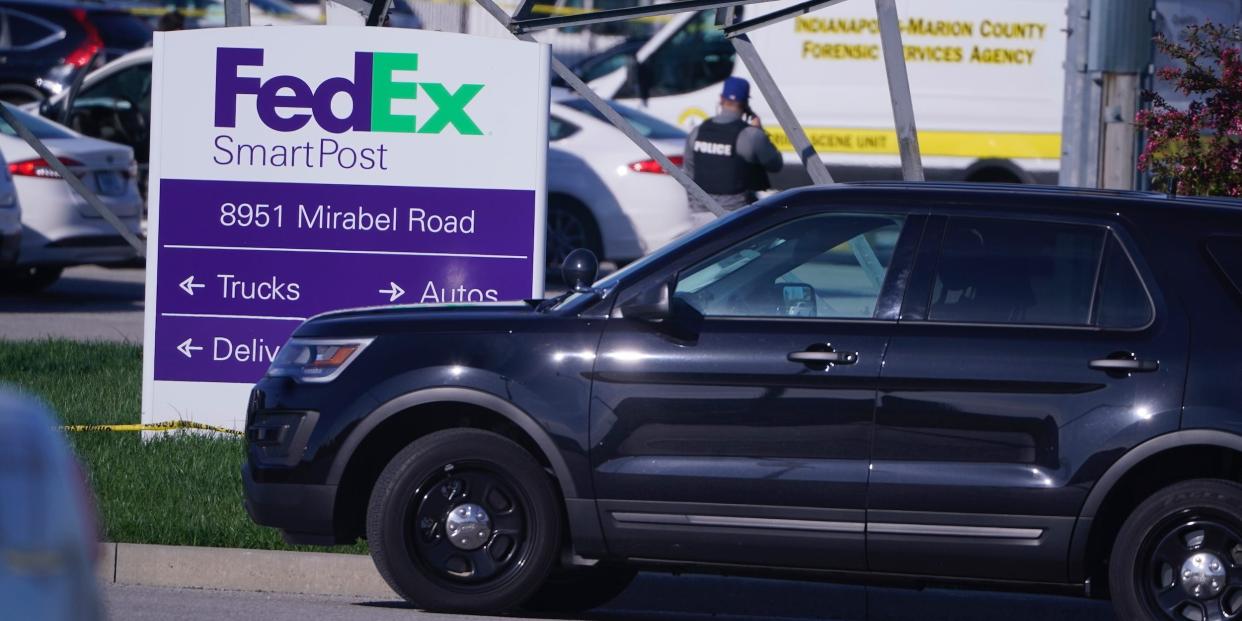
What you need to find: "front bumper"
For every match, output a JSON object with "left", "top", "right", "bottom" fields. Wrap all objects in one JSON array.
[{"left": 242, "top": 463, "right": 343, "bottom": 545}]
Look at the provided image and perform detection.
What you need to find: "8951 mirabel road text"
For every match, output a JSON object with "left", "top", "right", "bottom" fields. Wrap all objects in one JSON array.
[{"left": 218, "top": 202, "right": 475, "bottom": 234}]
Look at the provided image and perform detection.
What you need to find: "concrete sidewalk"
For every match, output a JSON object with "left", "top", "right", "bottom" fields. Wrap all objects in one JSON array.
[{"left": 98, "top": 543, "right": 396, "bottom": 598}]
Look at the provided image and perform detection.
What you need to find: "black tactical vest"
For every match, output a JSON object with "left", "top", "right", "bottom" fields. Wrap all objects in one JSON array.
[{"left": 690, "top": 119, "right": 767, "bottom": 195}]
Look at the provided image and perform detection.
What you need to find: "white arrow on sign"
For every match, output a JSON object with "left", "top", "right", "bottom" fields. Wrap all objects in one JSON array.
[
  {"left": 177, "top": 338, "right": 203, "bottom": 359},
  {"left": 379, "top": 282, "right": 405, "bottom": 302},
  {"left": 179, "top": 275, "right": 205, "bottom": 296}
]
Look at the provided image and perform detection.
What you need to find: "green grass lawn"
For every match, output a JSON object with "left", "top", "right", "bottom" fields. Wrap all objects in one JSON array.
[{"left": 0, "top": 339, "right": 365, "bottom": 553}]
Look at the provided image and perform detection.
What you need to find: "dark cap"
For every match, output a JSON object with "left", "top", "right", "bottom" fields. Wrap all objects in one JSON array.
[{"left": 721, "top": 76, "right": 750, "bottom": 102}]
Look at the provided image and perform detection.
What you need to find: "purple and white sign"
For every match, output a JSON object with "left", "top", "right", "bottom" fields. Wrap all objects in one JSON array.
[{"left": 142, "top": 27, "right": 549, "bottom": 430}]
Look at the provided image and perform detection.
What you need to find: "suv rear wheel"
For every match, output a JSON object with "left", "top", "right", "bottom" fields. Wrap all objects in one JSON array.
[
  {"left": 1, "top": 267, "right": 63, "bottom": 293},
  {"left": 1110, "top": 479, "right": 1242, "bottom": 620},
  {"left": 546, "top": 197, "right": 602, "bottom": 273},
  {"left": 366, "top": 428, "right": 562, "bottom": 614}
]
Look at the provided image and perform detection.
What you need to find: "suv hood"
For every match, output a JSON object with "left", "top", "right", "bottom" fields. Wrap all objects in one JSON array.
[{"left": 294, "top": 301, "right": 545, "bottom": 338}]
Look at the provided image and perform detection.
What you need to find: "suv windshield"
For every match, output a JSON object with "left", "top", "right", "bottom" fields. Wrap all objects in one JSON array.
[
  {"left": 552, "top": 208, "right": 750, "bottom": 311},
  {"left": 0, "top": 104, "right": 74, "bottom": 139},
  {"left": 559, "top": 99, "right": 685, "bottom": 140}
]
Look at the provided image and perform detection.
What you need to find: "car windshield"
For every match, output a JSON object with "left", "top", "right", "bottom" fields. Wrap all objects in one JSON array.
[
  {"left": 0, "top": 104, "right": 75, "bottom": 139},
  {"left": 552, "top": 208, "right": 750, "bottom": 311},
  {"left": 558, "top": 99, "right": 685, "bottom": 140}
]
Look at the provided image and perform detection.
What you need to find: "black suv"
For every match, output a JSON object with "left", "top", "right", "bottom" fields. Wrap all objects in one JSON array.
[{"left": 244, "top": 183, "right": 1242, "bottom": 620}]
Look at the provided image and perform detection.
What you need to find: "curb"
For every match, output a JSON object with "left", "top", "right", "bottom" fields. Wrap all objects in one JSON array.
[{"left": 97, "top": 542, "right": 398, "bottom": 599}]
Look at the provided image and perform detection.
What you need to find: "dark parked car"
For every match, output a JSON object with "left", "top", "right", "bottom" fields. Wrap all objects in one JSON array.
[
  {"left": 244, "top": 183, "right": 1242, "bottom": 620},
  {"left": 0, "top": 0, "right": 151, "bottom": 104}
]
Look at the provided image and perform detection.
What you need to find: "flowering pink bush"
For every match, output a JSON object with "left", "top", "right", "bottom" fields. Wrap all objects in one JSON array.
[{"left": 1137, "top": 22, "right": 1242, "bottom": 197}]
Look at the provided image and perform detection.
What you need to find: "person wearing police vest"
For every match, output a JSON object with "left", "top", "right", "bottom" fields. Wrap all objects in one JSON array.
[{"left": 684, "top": 76, "right": 783, "bottom": 213}]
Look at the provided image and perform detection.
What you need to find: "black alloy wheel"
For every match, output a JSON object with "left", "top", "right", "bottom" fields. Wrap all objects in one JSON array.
[
  {"left": 546, "top": 199, "right": 601, "bottom": 273},
  {"left": 367, "top": 428, "right": 562, "bottom": 614},
  {"left": 406, "top": 462, "right": 527, "bottom": 585},
  {"left": 1111, "top": 479, "right": 1242, "bottom": 621}
]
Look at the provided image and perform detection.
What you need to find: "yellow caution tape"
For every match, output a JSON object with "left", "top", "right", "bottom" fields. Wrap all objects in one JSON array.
[
  {"left": 63, "top": 421, "right": 243, "bottom": 436},
  {"left": 675, "top": 106, "right": 1061, "bottom": 159}
]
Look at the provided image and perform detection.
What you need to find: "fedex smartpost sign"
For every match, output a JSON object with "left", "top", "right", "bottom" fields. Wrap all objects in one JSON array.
[{"left": 142, "top": 28, "right": 549, "bottom": 431}]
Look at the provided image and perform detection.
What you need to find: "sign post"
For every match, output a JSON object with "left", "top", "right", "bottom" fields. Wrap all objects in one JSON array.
[{"left": 141, "top": 27, "right": 548, "bottom": 431}]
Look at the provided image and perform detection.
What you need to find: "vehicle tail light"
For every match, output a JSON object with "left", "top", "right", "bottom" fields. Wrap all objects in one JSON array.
[
  {"left": 628, "top": 155, "right": 684, "bottom": 174},
  {"left": 64, "top": 9, "right": 103, "bottom": 69},
  {"left": 8, "top": 158, "right": 84, "bottom": 179}
]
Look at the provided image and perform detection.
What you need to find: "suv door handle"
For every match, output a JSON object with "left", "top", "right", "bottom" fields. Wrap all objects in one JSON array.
[
  {"left": 788, "top": 350, "right": 858, "bottom": 366},
  {"left": 1089, "top": 356, "right": 1159, "bottom": 373}
]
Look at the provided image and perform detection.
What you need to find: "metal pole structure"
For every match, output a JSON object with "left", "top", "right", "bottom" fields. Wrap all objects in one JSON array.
[
  {"left": 873, "top": 0, "right": 923, "bottom": 181},
  {"left": 224, "top": 0, "right": 250, "bottom": 26},
  {"left": 730, "top": 34, "right": 833, "bottom": 185},
  {"left": 723, "top": 0, "right": 848, "bottom": 38},
  {"left": 1058, "top": 0, "right": 1093, "bottom": 187},
  {"left": 365, "top": 0, "right": 391, "bottom": 26},
  {"left": 511, "top": 0, "right": 780, "bottom": 33},
  {"left": 0, "top": 105, "right": 145, "bottom": 256},
  {"left": 473, "top": 0, "right": 727, "bottom": 217}
]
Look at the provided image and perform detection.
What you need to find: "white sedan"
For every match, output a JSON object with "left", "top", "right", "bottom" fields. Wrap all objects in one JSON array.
[
  {"left": 547, "top": 94, "right": 698, "bottom": 269},
  {"left": 0, "top": 104, "right": 143, "bottom": 292}
]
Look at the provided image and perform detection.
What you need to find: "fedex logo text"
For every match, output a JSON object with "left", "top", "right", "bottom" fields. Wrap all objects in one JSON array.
[{"left": 213, "top": 47, "right": 484, "bottom": 135}]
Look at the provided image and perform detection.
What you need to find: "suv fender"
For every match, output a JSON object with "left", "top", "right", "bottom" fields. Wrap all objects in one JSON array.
[
  {"left": 1068, "top": 428, "right": 1242, "bottom": 582},
  {"left": 327, "top": 386, "right": 579, "bottom": 498}
]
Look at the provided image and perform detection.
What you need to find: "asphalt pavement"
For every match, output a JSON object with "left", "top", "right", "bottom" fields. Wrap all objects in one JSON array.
[
  {"left": 0, "top": 265, "right": 145, "bottom": 343},
  {"left": 105, "top": 572, "right": 1114, "bottom": 621}
]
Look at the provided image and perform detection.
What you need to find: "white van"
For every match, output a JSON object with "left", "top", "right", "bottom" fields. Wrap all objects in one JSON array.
[{"left": 586, "top": 0, "right": 1068, "bottom": 186}]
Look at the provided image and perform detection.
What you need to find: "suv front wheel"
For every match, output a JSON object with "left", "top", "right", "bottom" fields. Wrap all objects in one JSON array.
[
  {"left": 1110, "top": 479, "right": 1242, "bottom": 620},
  {"left": 366, "top": 428, "right": 562, "bottom": 613}
]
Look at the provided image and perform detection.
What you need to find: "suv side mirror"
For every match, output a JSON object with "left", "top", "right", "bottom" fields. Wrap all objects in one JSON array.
[
  {"left": 620, "top": 280, "right": 672, "bottom": 322},
  {"left": 562, "top": 248, "right": 598, "bottom": 293}
]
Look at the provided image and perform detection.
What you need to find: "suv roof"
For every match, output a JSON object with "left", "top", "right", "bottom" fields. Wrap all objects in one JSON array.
[{"left": 783, "top": 181, "right": 1242, "bottom": 215}]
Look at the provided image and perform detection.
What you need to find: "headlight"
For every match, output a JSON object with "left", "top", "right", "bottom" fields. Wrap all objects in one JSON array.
[{"left": 266, "top": 338, "right": 372, "bottom": 383}]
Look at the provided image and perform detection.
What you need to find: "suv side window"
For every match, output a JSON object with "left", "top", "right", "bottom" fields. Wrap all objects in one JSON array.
[
  {"left": 929, "top": 217, "right": 1105, "bottom": 326},
  {"left": 1094, "top": 236, "right": 1153, "bottom": 328},
  {"left": 928, "top": 217, "right": 1154, "bottom": 328},
  {"left": 675, "top": 213, "right": 905, "bottom": 319},
  {"left": 1, "top": 9, "right": 61, "bottom": 50}
]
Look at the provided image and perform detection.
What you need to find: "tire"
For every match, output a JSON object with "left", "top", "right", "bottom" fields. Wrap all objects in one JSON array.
[
  {"left": 521, "top": 565, "right": 637, "bottom": 613},
  {"left": 366, "top": 428, "right": 562, "bottom": 614},
  {"left": 0, "top": 85, "right": 44, "bottom": 106},
  {"left": 546, "top": 197, "right": 602, "bottom": 274},
  {"left": 1, "top": 267, "right": 64, "bottom": 293},
  {"left": 1109, "top": 478, "right": 1242, "bottom": 621}
]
